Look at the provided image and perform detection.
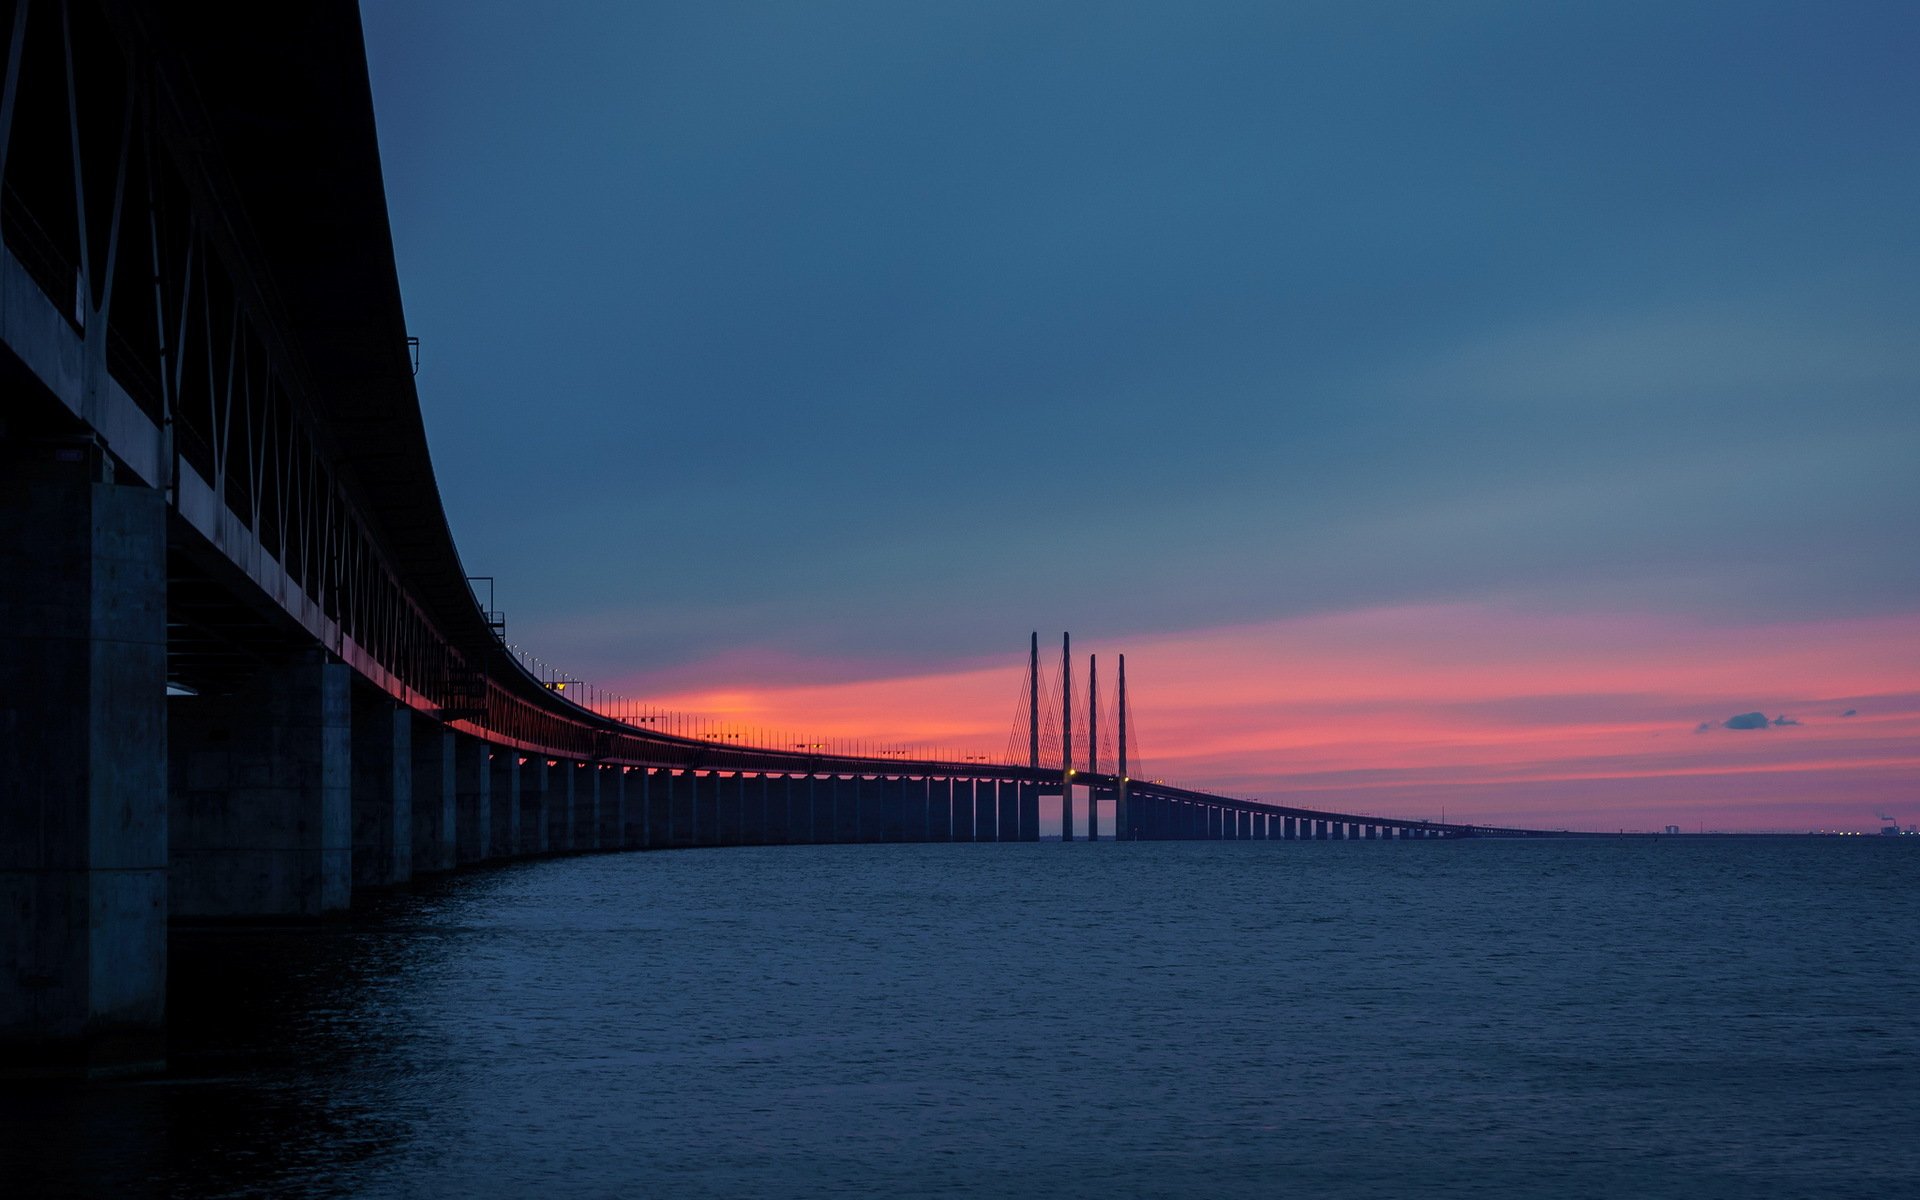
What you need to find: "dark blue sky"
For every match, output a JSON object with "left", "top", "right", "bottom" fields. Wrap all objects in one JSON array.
[{"left": 363, "top": 1, "right": 1918, "bottom": 689}]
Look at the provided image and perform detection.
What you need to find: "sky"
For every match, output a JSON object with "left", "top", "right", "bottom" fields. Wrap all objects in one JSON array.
[{"left": 361, "top": 1, "right": 1919, "bottom": 832}]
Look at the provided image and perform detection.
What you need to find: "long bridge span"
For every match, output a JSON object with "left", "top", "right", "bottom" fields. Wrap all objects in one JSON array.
[{"left": 2, "top": 3, "right": 1588, "bottom": 1075}]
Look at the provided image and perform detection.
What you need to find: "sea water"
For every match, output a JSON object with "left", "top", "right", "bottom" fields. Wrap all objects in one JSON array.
[{"left": 4, "top": 838, "right": 1916, "bottom": 1198}]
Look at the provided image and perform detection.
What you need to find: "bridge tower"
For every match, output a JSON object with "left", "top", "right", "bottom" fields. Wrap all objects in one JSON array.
[
  {"left": 1088, "top": 654, "right": 1099, "bottom": 840},
  {"left": 1061, "top": 632, "right": 1073, "bottom": 841},
  {"left": 1028, "top": 632, "right": 1039, "bottom": 773},
  {"left": 1117, "top": 654, "right": 1130, "bottom": 841}
]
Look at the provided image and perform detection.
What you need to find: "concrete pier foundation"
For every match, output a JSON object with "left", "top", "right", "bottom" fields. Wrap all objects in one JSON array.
[
  {"left": 171, "top": 654, "right": 352, "bottom": 916},
  {"left": 827, "top": 777, "right": 853, "bottom": 843},
  {"left": 598, "top": 765, "right": 622, "bottom": 848},
  {"left": 455, "top": 734, "right": 491, "bottom": 865},
  {"left": 952, "top": 780, "right": 976, "bottom": 843},
  {"left": 879, "top": 777, "right": 905, "bottom": 842},
  {"left": 488, "top": 750, "right": 519, "bottom": 858},
  {"left": 695, "top": 773, "right": 719, "bottom": 847},
  {"left": 519, "top": 757, "right": 550, "bottom": 854},
  {"left": 571, "top": 762, "right": 598, "bottom": 851},
  {"left": 761, "top": 775, "right": 786, "bottom": 843},
  {"left": 620, "top": 768, "right": 646, "bottom": 848},
  {"left": 350, "top": 689, "right": 412, "bottom": 887},
  {"left": 928, "top": 778, "right": 953, "bottom": 842},
  {"left": 411, "top": 720, "right": 456, "bottom": 872},
  {"left": 0, "top": 464, "right": 167, "bottom": 1074},
  {"left": 809, "top": 775, "right": 826, "bottom": 842},
  {"left": 547, "top": 761, "right": 575, "bottom": 851},
  {"left": 1019, "top": 782, "right": 1040, "bottom": 841},
  {"left": 997, "top": 781, "right": 1018, "bottom": 841},
  {"left": 716, "top": 774, "right": 740, "bottom": 845},
  {"left": 648, "top": 770, "right": 672, "bottom": 848},
  {"left": 974, "top": 781, "right": 997, "bottom": 842}
]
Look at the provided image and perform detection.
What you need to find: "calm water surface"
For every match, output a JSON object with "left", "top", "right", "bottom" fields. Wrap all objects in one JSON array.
[{"left": 6, "top": 839, "right": 1917, "bottom": 1198}]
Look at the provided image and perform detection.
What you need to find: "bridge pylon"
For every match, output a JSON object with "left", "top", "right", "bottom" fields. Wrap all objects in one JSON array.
[
  {"left": 1088, "top": 653, "right": 1098, "bottom": 840},
  {"left": 1117, "top": 654, "right": 1130, "bottom": 841},
  {"left": 1061, "top": 632, "right": 1073, "bottom": 841}
]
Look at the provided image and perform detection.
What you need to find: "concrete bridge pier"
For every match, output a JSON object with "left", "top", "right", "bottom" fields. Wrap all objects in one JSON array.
[
  {"left": 0, "top": 461, "right": 167, "bottom": 1074},
  {"left": 802, "top": 774, "right": 821, "bottom": 842},
  {"left": 411, "top": 720, "right": 456, "bottom": 872},
  {"left": 619, "top": 768, "right": 645, "bottom": 849},
  {"left": 997, "top": 781, "right": 1018, "bottom": 841},
  {"left": 488, "top": 750, "right": 520, "bottom": 858},
  {"left": 952, "top": 780, "right": 976, "bottom": 843},
  {"left": 455, "top": 735, "right": 491, "bottom": 865},
  {"left": 737, "top": 773, "right": 758, "bottom": 844},
  {"left": 828, "top": 776, "right": 854, "bottom": 843},
  {"left": 975, "top": 781, "right": 998, "bottom": 841},
  {"left": 350, "top": 689, "right": 413, "bottom": 888},
  {"left": 1019, "top": 782, "right": 1040, "bottom": 841},
  {"left": 571, "top": 762, "right": 598, "bottom": 851},
  {"left": 646, "top": 770, "right": 670, "bottom": 848},
  {"left": 696, "top": 773, "right": 719, "bottom": 847},
  {"left": 597, "top": 764, "right": 623, "bottom": 849},
  {"left": 171, "top": 654, "right": 353, "bottom": 917},
  {"left": 756, "top": 775, "right": 779, "bottom": 840},
  {"left": 519, "top": 757, "right": 550, "bottom": 854},
  {"left": 547, "top": 762, "right": 576, "bottom": 851},
  {"left": 877, "top": 777, "right": 902, "bottom": 842},
  {"left": 716, "top": 774, "right": 740, "bottom": 845},
  {"left": 795, "top": 775, "right": 818, "bottom": 843},
  {"left": 860, "top": 776, "right": 881, "bottom": 841},
  {"left": 928, "top": 778, "right": 953, "bottom": 842}
]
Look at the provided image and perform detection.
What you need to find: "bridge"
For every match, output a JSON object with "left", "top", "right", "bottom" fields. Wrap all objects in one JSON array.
[{"left": 1, "top": 2, "right": 1584, "bottom": 1076}]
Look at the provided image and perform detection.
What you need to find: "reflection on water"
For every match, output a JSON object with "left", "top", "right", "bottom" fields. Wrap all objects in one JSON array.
[{"left": 4, "top": 840, "right": 1917, "bottom": 1198}]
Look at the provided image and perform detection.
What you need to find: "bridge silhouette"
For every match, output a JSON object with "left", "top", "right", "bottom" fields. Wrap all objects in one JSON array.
[{"left": 0, "top": 3, "right": 1588, "bottom": 1075}]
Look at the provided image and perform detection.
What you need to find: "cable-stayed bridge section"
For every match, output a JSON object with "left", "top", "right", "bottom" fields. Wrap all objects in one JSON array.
[{"left": 1, "top": 2, "right": 1581, "bottom": 1077}]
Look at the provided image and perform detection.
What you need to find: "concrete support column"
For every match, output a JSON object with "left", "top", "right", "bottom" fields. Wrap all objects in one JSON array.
[
  {"left": 797, "top": 776, "right": 817, "bottom": 843},
  {"left": 623, "top": 768, "right": 647, "bottom": 848},
  {"left": 410, "top": 719, "right": 456, "bottom": 873},
  {"left": 712, "top": 774, "right": 736, "bottom": 845},
  {"left": 650, "top": 770, "right": 674, "bottom": 848},
  {"left": 997, "top": 780, "right": 1018, "bottom": 842},
  {"left": 611, "top": 767, "right": 635, "bottom": 848},
  {"left": 667, "top": 772, "right": 690, "bottom": 847},
  {"left": 548, "top": 761, "right": 576, "bottom": 851},
  {"left": 519, "top": 757, "right": 550, "bottom": 854},
  {"left": 903, "top": 777, "right": 925, "bottom": 841},
  {"left": 826, "top": 777, "right": 851, "bottom": 843},
  {"left": 695, "top": 773, "right": 719, "bottom": 847},
  {"left": 739, "top": 773, "right": 757, "bottom": 844},
  {"left": 1019, "top": 782, "right": 1040, "bottom": 842},
  {"left": 350, "top": 688, "right": 412, "bottom": 888},
  {"left": 875, "top": 777, "right": 899, "bottom": 841},
  {"left": 1, "top": 464, "right": 166, "bottom": 1074},
  {"left": 172, "top": 653, "right": 352, "bottom": 915},
  {"left": 762, "top": 775, "right": 786, "bottom": 844},
  {"left": 571, "top": 762, "right": 597, "bottom": 851},
  {"left": 488, "top": 749, "right": 519, "bottom": 858},
  {"left": 971, "top": 780, "right": 994, "bottom": 842},
  {"left": 455, "top": 734, "right": 491, "bottom": 865},
  {"left": 952, "top": 780, "right": 976, "bottom": 843},
  {"left": 597, "top": 764, "right": 622, "bottom": 849},
  {"left": 928, "top": 778, "right": 953, "bottom": 842}
]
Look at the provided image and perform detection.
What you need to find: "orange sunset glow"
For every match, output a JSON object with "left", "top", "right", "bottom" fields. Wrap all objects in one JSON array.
[{"left": 615, "top": 605, "right": 1920, "bottom": 833}]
